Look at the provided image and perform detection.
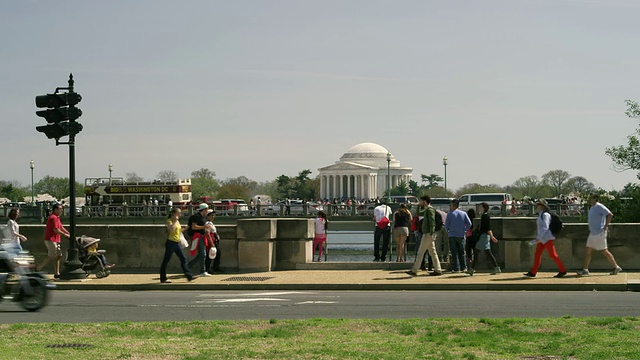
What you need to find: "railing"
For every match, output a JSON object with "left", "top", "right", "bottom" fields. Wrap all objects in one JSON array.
[
  {"left": 66, "top": 203, "right": 381, "bottom": 218},
  {"left": 2, "top": 202, "right": 589, "bottom": 221},
  {"left": 316, "top": 230, "right": 421, "bottom": 262}
]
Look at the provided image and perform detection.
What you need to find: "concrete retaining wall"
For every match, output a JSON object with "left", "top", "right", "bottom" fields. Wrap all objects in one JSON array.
[{"left": 12, "top": 218, "right": 639, "bottom": 273}]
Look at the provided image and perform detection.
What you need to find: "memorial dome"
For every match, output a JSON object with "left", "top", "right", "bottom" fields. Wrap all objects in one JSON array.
[{"left": 340, "top": 142, "right": 394, "bottom": 161}]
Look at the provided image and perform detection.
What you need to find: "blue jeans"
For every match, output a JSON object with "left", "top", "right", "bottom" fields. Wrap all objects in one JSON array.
[
  {"left": 449, "top": 237, "right": 466, "bottom": 271},
  {"left": 160, "top": 240, "right": 192, "bottom": 282}
]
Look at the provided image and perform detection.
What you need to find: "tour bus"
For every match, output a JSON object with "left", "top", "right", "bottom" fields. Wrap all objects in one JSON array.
[
  {"left": 457, "top": 193, "right": 513, "bottom": 214},
  {"left": 84, "top": 177, "right": 192, "bottom": 206}
]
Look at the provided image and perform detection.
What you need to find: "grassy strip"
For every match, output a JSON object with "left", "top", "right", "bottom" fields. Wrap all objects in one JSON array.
[{"left": 1, "top": 317, "right": 638, "bottom": 359}]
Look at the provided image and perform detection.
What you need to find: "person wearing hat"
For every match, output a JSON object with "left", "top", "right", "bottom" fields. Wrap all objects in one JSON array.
[
  {"left": 36, "top": 203, "right": 70, "bottom": 279},
  {"left": 523, "top": 199, "right": 567, "bottom": 278},
  {"left": 187, "top": 203, "right": 211, "bottom": 276},
  {"left": 203, "top": 209, "right": 223, "bottom": 273}
]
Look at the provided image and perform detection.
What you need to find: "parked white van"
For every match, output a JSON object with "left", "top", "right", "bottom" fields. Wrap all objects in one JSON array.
[{"left": 457, "top": 193, "right": 513, "bottom": 214}]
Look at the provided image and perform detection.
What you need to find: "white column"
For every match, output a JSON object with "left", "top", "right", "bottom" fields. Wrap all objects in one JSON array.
[
  {"left": 347, "top": 175, "right": 352, "bottom": 198},
  {"left": 320, "top": 175, "right": 325, "bottom": 199},
  {"left": 331, "top": 175, "right": 336, "bottom": 199}
]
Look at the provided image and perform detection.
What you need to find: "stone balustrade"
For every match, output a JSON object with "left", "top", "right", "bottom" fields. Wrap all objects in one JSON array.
[{"left": 11, "top": 218, "right": 639, "bottom": 273}]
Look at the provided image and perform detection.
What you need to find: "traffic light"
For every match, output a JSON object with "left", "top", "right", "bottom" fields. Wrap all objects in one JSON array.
[
  {"left": 35, "top": 121, "right": 84, "bottom": 139},
  {"left": 35, "top": 92, "right": 83, "bottom": 140}
]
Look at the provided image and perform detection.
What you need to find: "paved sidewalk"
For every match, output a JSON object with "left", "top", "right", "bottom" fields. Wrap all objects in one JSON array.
[{"left": 50, "top": 270, "right": 640, "bottom": 292}]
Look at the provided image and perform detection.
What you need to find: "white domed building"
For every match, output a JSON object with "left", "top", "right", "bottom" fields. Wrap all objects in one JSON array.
[{"left": 318, "top": 143, "right": 413, "bottom": 200}]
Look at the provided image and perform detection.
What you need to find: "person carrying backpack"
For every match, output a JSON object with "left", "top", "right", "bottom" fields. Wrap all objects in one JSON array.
[{"left": 523, "top": 199, "right": 567, "bottom": 278}]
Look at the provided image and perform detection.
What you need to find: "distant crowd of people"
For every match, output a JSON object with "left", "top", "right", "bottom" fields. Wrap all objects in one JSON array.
[{"left": 324, "top": 193, "right": 622, "bottom": 278}]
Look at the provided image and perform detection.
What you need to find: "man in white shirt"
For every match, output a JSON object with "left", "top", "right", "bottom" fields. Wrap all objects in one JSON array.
[{"left": 373, "top": 200, "right": 392, "bottom": 262}]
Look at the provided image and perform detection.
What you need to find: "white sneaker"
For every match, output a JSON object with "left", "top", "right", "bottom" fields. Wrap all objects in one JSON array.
[
  {"left": 610, "top": 266, "right": 622, "bottom": 275},
  {"left": 201, "top": 272, "right": 211, "bottom": 277},
  {"left": 576, "top": 269, "right": 590, "bottom": 276}
]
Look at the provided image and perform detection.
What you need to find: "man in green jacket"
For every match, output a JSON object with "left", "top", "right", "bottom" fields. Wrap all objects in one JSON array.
[{"left": 407, "top": 195, "right": 443, "bottom": 276}]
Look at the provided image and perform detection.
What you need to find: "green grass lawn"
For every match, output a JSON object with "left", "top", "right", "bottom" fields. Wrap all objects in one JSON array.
[{"left": 1, "top": 317, "right": 638, "bottom": 359}]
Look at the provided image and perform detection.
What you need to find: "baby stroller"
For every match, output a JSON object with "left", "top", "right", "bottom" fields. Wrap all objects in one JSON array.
[{"left": 76, "top": 236, "right": 112, "bottom": 279}]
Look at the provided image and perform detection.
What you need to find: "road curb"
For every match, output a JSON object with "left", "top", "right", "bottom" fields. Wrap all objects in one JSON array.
[{"left": 52, "top": 282, "right": 631, "bottom": 292}]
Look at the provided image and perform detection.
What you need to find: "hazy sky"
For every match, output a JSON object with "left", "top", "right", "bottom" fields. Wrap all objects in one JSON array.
[{"left": 2, "top": 0, "right": 639, "bottom": 192}]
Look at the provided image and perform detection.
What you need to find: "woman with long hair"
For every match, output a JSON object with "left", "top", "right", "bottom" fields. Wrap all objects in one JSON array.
[
  {"left": 159, "top": 207, "right": 194, "bottom": 283},
  {"left": 393, "top": 204, "right": 412, "bottom": 262},
  {"left": 7, "top": 208, "right": 27, "bottom": 252},
  {"left": 468, "top": 203, "right": 501, "bottom": 275},
  {"left": 313, "top": 211, "right": 328, "bottom": 262}
]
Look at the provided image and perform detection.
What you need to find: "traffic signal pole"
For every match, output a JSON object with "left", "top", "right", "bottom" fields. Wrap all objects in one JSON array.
[
  {"left": 34, "top": 73, "right": 85, "bottom": 279},
  {"left": 60, "top": 74, "right": 84, "bottom": 279}
]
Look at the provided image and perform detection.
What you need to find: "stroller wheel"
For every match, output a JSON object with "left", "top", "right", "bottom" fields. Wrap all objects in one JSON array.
[{"left": 96, "top": 271, "right": 106, "bottom": 279}]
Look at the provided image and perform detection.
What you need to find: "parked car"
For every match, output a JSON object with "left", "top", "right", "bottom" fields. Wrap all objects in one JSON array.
[
  {"left": 263, "top": 200, "right": 317, "bottom": 216},
  {"left": 430, "top": 198, "right": 455, "bottom": 212}
]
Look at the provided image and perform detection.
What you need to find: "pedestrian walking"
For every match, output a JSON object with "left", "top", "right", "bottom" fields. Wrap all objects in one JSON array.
[
  {"left": 464, "top": 208, "right": 477, "bottom": 271},
  {"left": 372, "top": 200, "right": 392, "bottom": 262},
  {"left": 187, "top": 203, "right": 211, "bottom": 276},
  {"left": 36, "top": 203, "right": 69, "bottom": 279},
  {"left": 523, "top": 199, "right": 567, "bottom": 278},
  {"left": 412, "top": 201, "right": 429, "bottom": 270},
  {"left": 467, "top": 202, "right": 501, "bottom": 275},
  {"left": 407, "top": 195, "right": 443, "bottom": 276},
  {"left": 313, "top": 211, "right": 328, "bottom": 262},
  {"left": 393, "top": 204, "right": 412, "bottom": 262},
  {"left": 444, "top": 200, "right": 472, "bottom": 272},
  {"left": 159, "top": 207, "right": 193, "bottom": 283},
  {"left": 435, "top": 208, "right": 449, "bottom": 263},
  {"left": 6, "top": 208, "right": 28, "bottom": 252},
  {"left": 204, "top": 209, "right": 223, "bottom": 273},
  {"left": 576, "top": 194, "right": 622, "bottom": 276}
]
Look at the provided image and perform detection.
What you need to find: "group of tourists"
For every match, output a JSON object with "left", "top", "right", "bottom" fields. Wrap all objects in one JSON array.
[
  {"left": 159, "top": 203, "right": 222, "bottom": 283},
  {"left": 366, "top": 193, "right": 623, "bottom": 277}
]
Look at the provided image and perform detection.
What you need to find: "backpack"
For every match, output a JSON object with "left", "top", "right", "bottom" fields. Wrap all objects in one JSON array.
[
  {"left": 434, "top": 210, "right": 443, "bottom": 231},
  {"left": 547, "top": 211, "right": 563, "bottom": 235}
]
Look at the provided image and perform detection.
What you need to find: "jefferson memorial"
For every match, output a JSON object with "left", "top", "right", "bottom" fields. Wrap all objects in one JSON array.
[{"left": 318, "top": 142, "right": 413, "bottom": 200}]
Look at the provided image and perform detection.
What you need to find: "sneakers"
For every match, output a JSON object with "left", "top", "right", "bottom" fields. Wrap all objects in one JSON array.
[
  {"left": 576, "top": 269, "right": 590, "bottom": 276},
  {"left": 554, "top": 272, "right": 567, "bottom": 278},
  {"left": 405, "top": 270, "right": 418, "bottom": 276},
  {"left": 466, "top": 268, "right": 475, "bottom": 276},
  {"left": 491, "top": 267, "right": 501, "bottom": 275},
  {"left": 429, "top": 271, "right": 443, "bottom": 276},
  {"left": 610, "top": 266, "right": 623, "bottom": 275},
  {"left": 201, "top": 272, "right": 211, "bottom": 277},
  {"left": 523, "top": 272, "right": 536, "bottom": 278}
]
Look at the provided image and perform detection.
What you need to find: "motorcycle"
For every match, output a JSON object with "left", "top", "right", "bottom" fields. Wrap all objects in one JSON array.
[{"left": 0, "top": 244, "right": 56, "bottom": 312}]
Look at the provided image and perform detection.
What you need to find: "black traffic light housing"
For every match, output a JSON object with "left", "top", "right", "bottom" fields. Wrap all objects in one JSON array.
[{"left": 35, "top": 79, "right": 83, "bottom": 142}]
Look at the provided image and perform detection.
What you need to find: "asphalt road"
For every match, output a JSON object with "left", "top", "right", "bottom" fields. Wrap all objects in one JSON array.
[{"left": 2, "top": 290, "right": 639, "bottom": 323}]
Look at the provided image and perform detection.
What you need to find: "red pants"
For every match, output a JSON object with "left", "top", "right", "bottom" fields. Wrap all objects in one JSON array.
[
  {"left": 313, "top": 235, "right": 326, "bottom": 260},
  {"left": 530, "top": 240, "right": 566, "bottom": 274}
]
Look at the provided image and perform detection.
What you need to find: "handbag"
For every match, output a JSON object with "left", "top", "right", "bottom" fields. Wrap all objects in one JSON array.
[
  {"left": 208, "top": 246, "right": 217, "bottom": 260},
  {"left": 179, "top": 232, "right": 189, "bottom": 248}
]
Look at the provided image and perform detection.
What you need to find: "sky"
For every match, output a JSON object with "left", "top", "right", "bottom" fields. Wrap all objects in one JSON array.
[{"left": 2, "top": 0, "right": 639, "bottom": 192}]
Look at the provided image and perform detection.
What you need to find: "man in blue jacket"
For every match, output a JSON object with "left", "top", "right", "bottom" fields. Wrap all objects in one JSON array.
[{"left": 445, "top": 199, "right": 472, "bottom": 273}]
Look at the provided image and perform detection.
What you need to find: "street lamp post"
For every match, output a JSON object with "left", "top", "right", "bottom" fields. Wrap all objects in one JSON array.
[
  {"left": 386, "top": 152, "right": 391, "bottom": 203},
  {"left": 108, "top": 163, "right": 113, "bottom": 204},
  {"left": 30, "top": 160, "right": 35, "bottom": 204},
  {"left": 443, "top": 156, "right": 448, "bottom": 196}
]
